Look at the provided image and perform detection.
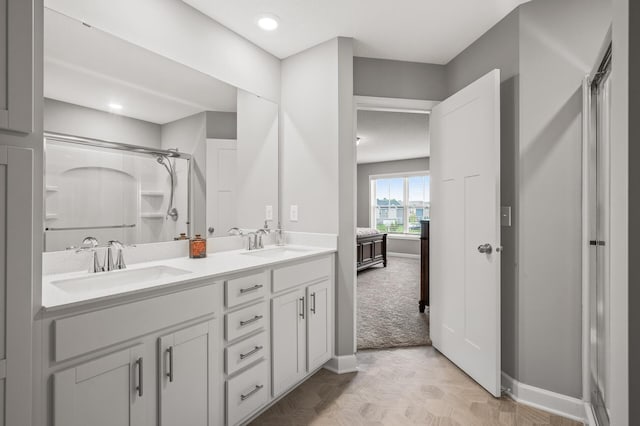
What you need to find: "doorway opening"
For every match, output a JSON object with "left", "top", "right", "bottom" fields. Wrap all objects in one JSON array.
[{"left": 353, "top": 97, "right": 437, "bottom": 351}]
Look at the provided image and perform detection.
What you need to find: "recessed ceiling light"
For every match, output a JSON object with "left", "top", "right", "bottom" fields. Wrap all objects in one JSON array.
[
  {"left": 257, "top": 14, "right": 279, "bottom": 31},
  {"left": 109, "top": 103, "right": 123, "bottom": 110}
]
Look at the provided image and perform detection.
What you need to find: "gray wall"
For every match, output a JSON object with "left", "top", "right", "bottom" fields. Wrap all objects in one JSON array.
[
  {"left": 628, "top": 0, "right": 639, "bottom": 422},
  {"left": 281, "top": 37, "right": 356, "bottom": 357},
  {"left": 354, "top": 57, "right": 447, "bottom": 101},
  {"left": 357, "top": 158, "right": 429, "bottom": 255},
  {"left": 44, "top": 98, "right": 162, "bottom": 148},
  {"left": 445, "top": 0, "right": 611, "bottom": 398},
  {"left": 206, "top": 111, "right": 237, "bottom": 139}
]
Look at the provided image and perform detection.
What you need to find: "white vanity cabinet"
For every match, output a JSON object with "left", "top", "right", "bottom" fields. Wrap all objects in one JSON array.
[
  {"left": 53, "top": 345, "right": 147, "bottom": 426},
  {"left": 158, "top": 321, "right": 217, "bottom": 426},
  {"left": 271, "top": 288, "right": 307, "bottom": 396},
  {"left": 271, "top": 256, "right": 334, "bottom": 398},
  {"left": 44, "top": 283, "right": 222, "bottom": 426}
]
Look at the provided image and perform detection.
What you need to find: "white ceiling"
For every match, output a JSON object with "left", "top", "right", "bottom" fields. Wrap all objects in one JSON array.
[
  {"left": 44, "top": 8, "right": 237, "bottom": 125},
  {"left": 181, "top": 0, "right": 529, "bottom": 63},
  {"left": 357, "top": 110, "right": 429, "bottom": 164}
]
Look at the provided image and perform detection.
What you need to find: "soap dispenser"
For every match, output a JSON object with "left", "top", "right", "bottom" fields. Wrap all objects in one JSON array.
[{"left": 275, "top": 222, "right": 285, "bottom": 246}]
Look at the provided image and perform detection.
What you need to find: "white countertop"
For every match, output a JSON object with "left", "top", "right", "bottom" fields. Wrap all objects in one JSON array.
[{"left": 42, "top": 244, "right": 336, "bottom": 311}]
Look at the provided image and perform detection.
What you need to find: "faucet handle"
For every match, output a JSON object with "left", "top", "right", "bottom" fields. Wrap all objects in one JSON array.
[
  {"left": 81, "top": 236, "right": 99, "bottom": 248},
  {"left": 107, "top": 240, "right": 127, "bottom": 270},
  {"left": 91, "top": 250, "right": 104, "bottom": 273}
]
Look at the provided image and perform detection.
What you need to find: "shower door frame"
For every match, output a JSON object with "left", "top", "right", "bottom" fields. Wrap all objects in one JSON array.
[
  {"left": 582, "top": 38, "right": 612, "bottom": 426},
  {"left": 42, "top": 132, "right": 194, "bottom": 249}
]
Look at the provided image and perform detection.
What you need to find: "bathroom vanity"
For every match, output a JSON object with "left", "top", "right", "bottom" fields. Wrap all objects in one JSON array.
[{"left": 39, "top": 244, "right": 335, "bottom": 426}]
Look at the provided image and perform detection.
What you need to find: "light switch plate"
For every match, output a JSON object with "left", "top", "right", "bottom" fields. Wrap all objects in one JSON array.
[
  {"left": 290, "top": 205, "right": 298, "bottom": 222},
  {"left": 265, "top": 205, "right": 273, "bottom": 220}
]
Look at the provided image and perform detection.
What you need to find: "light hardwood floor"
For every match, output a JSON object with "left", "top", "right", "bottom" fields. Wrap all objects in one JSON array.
[{"left": 250, "top": 346, "right": 582, "bottom": 426}]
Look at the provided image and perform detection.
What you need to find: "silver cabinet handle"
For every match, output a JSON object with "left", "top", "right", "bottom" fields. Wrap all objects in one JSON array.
[
  {"left": 311, "top": 292, "right": 316, "bottom": 314},
  {"left": 477, "top": 243, "right": 493, "bottom": 254},
  {"left": 135, "top": 357, "right": 144, "bottom": 397},
  {"left": 299, "top": 297, "right": 305, "bottom": 319},
  {"left": 166, "top": 346, "right": 174, "bottom": 382},
  {"left": 239, "top": 315, "right": 263, "bottom": 327},
  {"left": 239, "top": 345, "right": 263, "bottom": 360},
  {"left": 240, "top": 384, "right": 264, "bottom": 401},
  {"left": 240, "top": 284, "right": 263, "bottom": 294}
]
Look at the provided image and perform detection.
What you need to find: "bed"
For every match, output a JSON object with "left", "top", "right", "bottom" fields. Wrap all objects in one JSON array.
[{"left": 356, "top": 228, "right": 387, "bottom": 272}]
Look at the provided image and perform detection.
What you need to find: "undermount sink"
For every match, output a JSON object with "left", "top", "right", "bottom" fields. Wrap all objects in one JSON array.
[
  {"left": 51, "top": 265, "right": 192, "bottom": 294},
  {"left": 241, "top": 246, "right": 314, "bottom": 258}
]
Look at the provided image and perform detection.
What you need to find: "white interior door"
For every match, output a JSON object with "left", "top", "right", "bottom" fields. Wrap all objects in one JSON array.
[
  {"left": 430, "top": 69, "right": 501, "bottom": 397},
  {"left": 205, "top": 139, "right": 237, "bottom": 237}
]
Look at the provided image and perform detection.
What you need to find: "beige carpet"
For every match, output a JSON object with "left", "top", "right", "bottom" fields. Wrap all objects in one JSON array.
[{"left": 357, "top": 257, "right": 431, "bottom": 350}]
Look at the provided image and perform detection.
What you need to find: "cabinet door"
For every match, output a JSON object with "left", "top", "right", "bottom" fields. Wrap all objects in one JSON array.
[
  {"left": 158, "top": 320, "right": 217, "bottom": 426},
  {"left": 271, "top": 288, "right": 306, "bottom": 397},
  {"left": 54, "top": 344, "right": 146, "bottom": 426},
  {"left": 307, "top": 280, "right": 332, "bottom": 371},
  {"left": 0, "top": 0, "right": 33, "bottom": 133}
]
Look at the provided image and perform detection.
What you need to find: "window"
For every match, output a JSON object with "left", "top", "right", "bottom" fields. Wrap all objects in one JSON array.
[{"left": 370, "top": 173, "right": 430, "bottom": 235}]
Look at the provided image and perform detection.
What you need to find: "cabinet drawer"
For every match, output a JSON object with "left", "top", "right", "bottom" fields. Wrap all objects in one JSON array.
[
  {"left": 226, "top": 360, "right": 269, "bottom": 426},
  {"left": 225, "top": 331, "right": 268, "bottom": 375},
  {"left": 226, "top": 302, "right": 267, "bottom": 342},
  {"left": 272, "top": 256, "right": 331, "bottom": 293},
  {"left": 225, "top": 271, "right": 268, "bottom": 308},
  {"left": 54, "top": 284, "right": 218, "bottom": 362}
]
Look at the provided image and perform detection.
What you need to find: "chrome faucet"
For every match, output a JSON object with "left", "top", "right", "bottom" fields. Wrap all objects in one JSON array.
[
  {"left": 74, "top": 236, "right": 104, "bottom": 273},
  {"left": 71, "top": 237, "right": 128, "bottom": 273},
  {"left": 256, "top": 229, "right": 268, "bottom": 249},
  {"left": 228, "top": 227, "right": 267, "bottom": 250},
  {"left": 106, "top": 240, "right": 127, "bottom": 271}
]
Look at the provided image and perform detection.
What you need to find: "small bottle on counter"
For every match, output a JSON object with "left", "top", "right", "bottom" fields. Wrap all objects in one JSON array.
[
  {"left": 189, "top": 234, "right": 207, "bottom": 258},
  {"left": 174, "top": 233, "right": 188, "bottom": 241},
  {"left": 275, "top": 222, "right": 285, "bottom": 246}
]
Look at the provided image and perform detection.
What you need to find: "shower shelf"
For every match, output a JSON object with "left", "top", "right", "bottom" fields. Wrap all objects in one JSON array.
[
  {"left": 140, "top": 191, "right": 164, "bottom": 197},
  {"left": 46, "top": 186, "right": 59, "bottom": 192},
  {"left": 140, "top": 212, "right": 165, "bottom": 219}
]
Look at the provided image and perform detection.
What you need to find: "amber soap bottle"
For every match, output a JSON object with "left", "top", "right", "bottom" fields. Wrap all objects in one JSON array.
[{"left": 189, "top": 234, "right": 207, "bottom": 258}]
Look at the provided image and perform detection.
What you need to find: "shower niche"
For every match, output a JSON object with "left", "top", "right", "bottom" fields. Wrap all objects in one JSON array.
[{"left": 44, "top": 136, "right": 191, "bottom": 252}]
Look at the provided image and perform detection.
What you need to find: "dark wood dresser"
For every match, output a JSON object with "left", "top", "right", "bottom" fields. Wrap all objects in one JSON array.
[{"left": 419, "top": 220, "right": 430, "bottom": 312}]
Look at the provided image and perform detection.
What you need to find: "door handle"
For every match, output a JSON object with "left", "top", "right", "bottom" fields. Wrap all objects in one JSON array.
[
  {"left": 239, "top": 345, "right": 264, "bottom": 360},
  {"left": 240, "top": 315, "right": 263, "bottom": 327},
  {"left": 166, "top": 346, "right": 174, "bottom": 382},
  {"left": 240, "top": 384, "right": 264, "bottom": 401},
  {"left": 135, "top": 357, "right": 144, "bottom": 397},
  {"left": 477, "top": 243, "right": 493, "bottom": 254},
  {"left": 240, "top": 284, "right": 263, "bottom": 294}
]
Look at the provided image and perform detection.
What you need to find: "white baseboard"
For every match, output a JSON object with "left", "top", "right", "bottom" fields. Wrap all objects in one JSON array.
[
  {"left": 501, "top": 373, "right": 586, "bottom": 423},
  {"left": 387, "top": 252, "right": 420, "bottom": 259},
  {"left": 324, "top": 354, "right": 358, "bottom": 374}
]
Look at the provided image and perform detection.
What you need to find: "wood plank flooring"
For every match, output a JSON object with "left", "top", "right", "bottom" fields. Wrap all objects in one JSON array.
[{"left": 250, "top": 346, "right": 583, "bottom": 426}]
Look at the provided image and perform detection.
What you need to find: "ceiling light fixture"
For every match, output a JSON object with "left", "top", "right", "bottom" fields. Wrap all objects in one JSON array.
[
  {"left": 257, "top": 14, "right": 279, "bottom": 31},
  {"left": 109, "top": 103, "right": 123, "bottom": 110}
]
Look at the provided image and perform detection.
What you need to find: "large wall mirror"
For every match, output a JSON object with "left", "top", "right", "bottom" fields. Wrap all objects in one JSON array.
[{"left": 43, "top": 8, "right": 279, "bottom": 252}]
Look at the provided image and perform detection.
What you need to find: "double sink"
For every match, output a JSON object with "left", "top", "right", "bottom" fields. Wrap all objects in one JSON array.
[{"left": 49, "top": 246, "right": 314, "bottom": 297}]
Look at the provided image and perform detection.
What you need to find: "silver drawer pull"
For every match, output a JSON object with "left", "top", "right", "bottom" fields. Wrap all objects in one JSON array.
[
  {"left": 240, "top": 384, "right": 264, "bottom": 401},
  {"left": 239, "top": 345, "right": 263, "bottom": 360},
  {"left": 239, "top": 315, "right": 263, "bottom": 327},
  {"left": 240, "top": 284, "right": 263, "bottom": 294}
]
